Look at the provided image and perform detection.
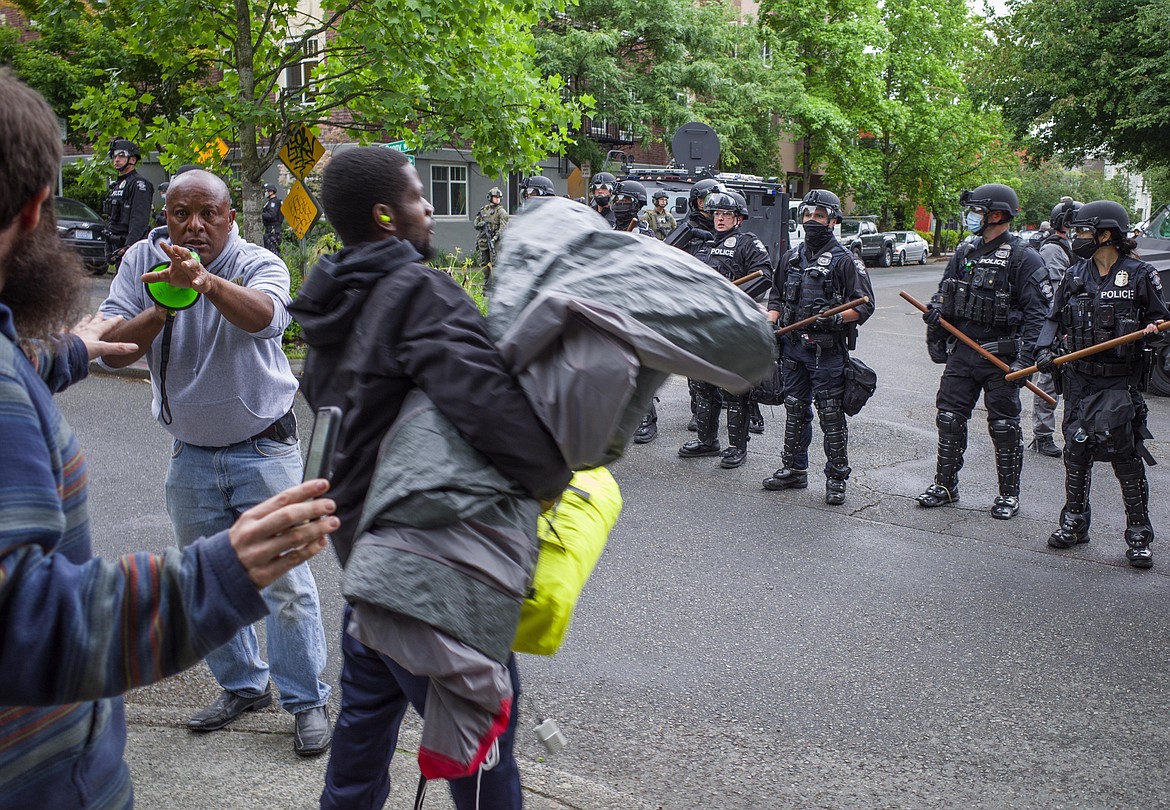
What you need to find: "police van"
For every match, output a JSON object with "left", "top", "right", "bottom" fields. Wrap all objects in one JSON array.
[{"left": 608, "top": 123, "right": 791, "bottom": 272}]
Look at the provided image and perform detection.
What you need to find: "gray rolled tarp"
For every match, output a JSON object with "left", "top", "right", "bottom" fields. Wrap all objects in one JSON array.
[{"left": 488, "top": 196, "right": 777, "bottom": 468}]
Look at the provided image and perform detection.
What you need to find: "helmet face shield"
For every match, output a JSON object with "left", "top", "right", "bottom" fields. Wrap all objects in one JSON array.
[{"left": 798, "top": 204, "right": 832, "bottom": 224}]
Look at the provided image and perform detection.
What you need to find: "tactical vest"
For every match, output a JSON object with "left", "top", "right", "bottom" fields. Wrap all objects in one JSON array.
[
  {"left": 1061, "top": 266, "right": 1143, "bottom": 367},
  {"left": 939, "top": 240, "right": 1014, "bottom": 330},
  {"left": 780, "top": 246, "right": 845, "bottom": 326}
]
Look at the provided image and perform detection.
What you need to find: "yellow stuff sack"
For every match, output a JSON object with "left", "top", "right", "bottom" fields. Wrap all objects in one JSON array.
[{"left": 513, "top": 467, "right": 622, "bottom": 656}]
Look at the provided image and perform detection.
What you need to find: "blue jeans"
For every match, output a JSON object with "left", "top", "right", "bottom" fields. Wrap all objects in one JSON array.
[
  {"left": 321, "top": 606, "right": 522, "bottom": 810},
  {"left": 165, "top": 436, "right": 331, "bottom": 715}
]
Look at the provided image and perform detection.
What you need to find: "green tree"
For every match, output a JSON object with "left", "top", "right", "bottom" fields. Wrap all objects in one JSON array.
[
  {"left": 849, "top": 0, "right": 1011, "bottom": 234},
  {"left": 534, "top": 0, "right": 800, "bottom": 176},
  {"left": 758, "top": 0, "right": 886, "bottom": 191},
  {"left": 1014, "top": 162, "right": 1134, "bottom": 227},
  {"left": 982, "top": 0, "right": 1170, "bottom": 172},
  {"left": 13, "top": 0, "right": 584, "bottom": 242}
]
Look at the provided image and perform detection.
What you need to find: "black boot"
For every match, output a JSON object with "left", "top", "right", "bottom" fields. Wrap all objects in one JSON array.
[
  {"left": 989, "top": 419, "right": 1023, "bottom": 520},
  {"left": 721, "top": 391, "right": 750, "bottom": 469},
  {"left": 1116, "top": 458, "right": 1154, "bottom": 569},
  {"left": 917, "top": 411, "right": 966, "bottom": 507},
  {"left": 817, "top": 390, "right": 850, "bottom": 506},
  {"left": 1049, "top": 431, "right": 1093, "bottom": 549},
  {"left": 763, "top": 396, "right": 810, "bottom": 490},
  {"left": 1030, "top": 434, "right": 1061, "bottom": 457},
  {"left": 748, "top": 400, "right": 765, "bottom": 434},
  {"left": 634, "top": 399, "right": 658, "bottom": 444},
  {"left": 680, "top": 383, "right": 721, "bottom": 457}
]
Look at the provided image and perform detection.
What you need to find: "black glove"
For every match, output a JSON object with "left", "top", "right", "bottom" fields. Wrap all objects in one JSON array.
[
  {"left": 1034, "top": 347, "right": 1058, "bottom": 375},
  {"left": 922, "top": 306, "right": 942, "bottom": 327},
  {"left": 815, "top": 312, "right": 843, "bottom": 330},
  {"left": 1007, "top": 358, "right": 1030, "bottom": 388}
]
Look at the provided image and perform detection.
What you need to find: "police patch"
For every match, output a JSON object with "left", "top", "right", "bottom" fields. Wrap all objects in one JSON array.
[
  {"left": 1151, "top": 267, "right": 1164, "bottom": 292},
  {"left": 995, "top": 246, "right": 1011, "bottom": 259},
  {"left": 817, "top": 254, "right": 831, "bottom": 266},
  {"left": 854, "top": 257, "right": 867, "bottom": 273},
  {"left": 724, "top": 236, "right": 737, "bottom": 248},
  {"left": 1114, "top": 270, "right": 1128, "bottom": 287},
  {"left": 136, "top": 180, "right": 148, "bottom": 191}
]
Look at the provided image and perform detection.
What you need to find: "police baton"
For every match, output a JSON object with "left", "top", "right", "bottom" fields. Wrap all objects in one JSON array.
[
  {"left": 774, "top": 296, "right": 870, "bottom": 337},
  {"left": 1005, "top": 320, "right": 1170, "bottom": 381},
  {"left": 900, "top": 290, "right": 1056, "bottom": 406},
  {"left": 732, "top": 270, "right": 763, "bottom": 287}
]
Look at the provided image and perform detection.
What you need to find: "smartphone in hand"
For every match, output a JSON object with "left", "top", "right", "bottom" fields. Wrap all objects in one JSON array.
[{"left": 303, "top": 406, "right": 342, "bottom": 483}]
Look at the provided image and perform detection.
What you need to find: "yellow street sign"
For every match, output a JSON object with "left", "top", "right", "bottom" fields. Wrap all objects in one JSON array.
[
  {"left": 281, "top": 181, "right": 319, "bottom": 240},
  {"left": 196, "top": 137, "right": 229, "bottom": 162},
  {"left": 278, "top": 125, "right": 325, "bottom": 181}
]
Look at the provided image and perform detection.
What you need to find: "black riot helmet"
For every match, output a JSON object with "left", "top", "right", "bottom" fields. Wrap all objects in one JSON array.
[
  {"left": 521, "top": 175, "right": 556, "bottom": 198},
  {"left": 1068, "top": 199, "right": 1129, "bottom": 238},
  {"left": 798, "top": 189, "right": 843, "bottom": 224},
  {"left": 652, "top": 189, "right": 669, "bottom": 204},
  {"left": 688, "top": 178, "right": 724, "bottom": 216},
  {"left": 612, "top": 180, "right": 648, "bottom": 210},
  {"left": 960, "top": 183, "right": 1019, "bottom": 219},
  {"left": 727, "top": 190, "right": 749, "bottom": 220},
  {"left": 705, "top": 192, "right": 743, "bottom": 232},
  {"left": 590, "top": 171, "right": 616, "bottom": 192},
  {"left": 108, "top": 139, "right": 141, "bottom": 160},
  {"left": 1049, "top": 197, "right": 1082, "bottom": 232}
]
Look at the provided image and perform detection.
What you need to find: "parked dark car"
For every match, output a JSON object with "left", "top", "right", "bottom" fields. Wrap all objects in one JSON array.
[{"left": 55, "top": 196, "right": 107, "bottom": 275}]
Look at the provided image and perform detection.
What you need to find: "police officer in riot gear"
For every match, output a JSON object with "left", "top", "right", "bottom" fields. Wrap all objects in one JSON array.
[
  {"left": 1030, "top": 197, "right": 1081, "bottom": 457},
  {"left": 676, "top": 192, "right": 775, "bottom": 468},
  {"left": 642, "top": 189, "right": 677, "bottom": 240},
  {"left": 764, "top": 189, "right": 876, "bottom": 504},
  {"left": 261, "top": 183, "right": 283, "bottom": 254},
  {"left": 1034, "top": 200, "right": 1169, "bottom": 568},
  {"left": 104, "top": 139, "right": 153, "bottom": 270},
  {"left": 589, "top": 171, "right": 617, "bottom": 227},
  {"left": 520, "top": 175, "right": 556, "bottom": 203},
  {"left": 918, "top": 183, "right": 1048, "bottom": 519},
  {"left": 606, "top": 179, "right": 663, "bottom": 444},
  {"left": 665, "top": 178, "right": 722, "bottom": 257},
  {"left": 611, "top": 180, "right": 655, "bottom": 237}
]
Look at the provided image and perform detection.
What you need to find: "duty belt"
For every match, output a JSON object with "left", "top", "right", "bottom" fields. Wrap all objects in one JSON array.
[{"left": 1070, "top": 358, "right": 1134, "bottom": 378}]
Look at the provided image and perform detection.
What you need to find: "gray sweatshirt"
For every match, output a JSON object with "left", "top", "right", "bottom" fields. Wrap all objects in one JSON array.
[{"left": 100, "top": 227, "right": 298, "bottom": 446}]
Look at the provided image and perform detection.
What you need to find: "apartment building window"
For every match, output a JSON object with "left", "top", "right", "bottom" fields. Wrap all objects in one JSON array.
[
  {"left": 285, "top": 38, "right": 319, "bottom": 97},
  {"left": 431, "top": 164, "right": 468, "bottom": 217}
]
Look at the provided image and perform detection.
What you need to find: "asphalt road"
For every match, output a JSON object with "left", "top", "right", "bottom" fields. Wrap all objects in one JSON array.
[{"left": 60, "top": 264, "right": 1170, "bottom": 809}]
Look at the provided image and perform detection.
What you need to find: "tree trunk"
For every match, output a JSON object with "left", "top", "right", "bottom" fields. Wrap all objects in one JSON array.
[
  {"left": 235, "top": 0, "right": 263, "bottom": 247},
  {"left": 932, "top": 210, "right": 942, "bottom": 256}
]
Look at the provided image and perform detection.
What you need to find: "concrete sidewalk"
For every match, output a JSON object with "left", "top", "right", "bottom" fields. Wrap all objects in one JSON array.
[{"left": 124, "top": 676, "right": 643, "bottom": 810}]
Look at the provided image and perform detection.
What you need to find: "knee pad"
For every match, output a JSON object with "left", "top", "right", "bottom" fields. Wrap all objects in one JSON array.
[
  {"left": 988, "top": 418, "right": 1022, "bottom": 446},
  {"left": 814, "top": 388, "right": 845, "bottom": 418},
  {"left": 1065, "top": 429, "right": 1093, "bottom": 464},
  {"left": 783, "top": 395, "right": 812, "bottom": 420},
  {"left": 936, "top": 410, "right": 967, "bottom": 437}
]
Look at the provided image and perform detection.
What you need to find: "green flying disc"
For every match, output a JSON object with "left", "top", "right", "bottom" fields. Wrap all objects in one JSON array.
[{"left": 144, "top": 251, "right": 201, "bottom": 311}]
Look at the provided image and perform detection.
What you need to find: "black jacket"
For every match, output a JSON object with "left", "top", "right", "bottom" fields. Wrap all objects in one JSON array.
[
  {"left": 105, "top": 169, "right": 154, "bottom": 246},
  {"left": 289, "top": 238, "right": 571, "bottom": 558}
]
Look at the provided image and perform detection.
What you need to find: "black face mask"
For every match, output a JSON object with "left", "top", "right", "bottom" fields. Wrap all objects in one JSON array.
[
  {"left": 803, "top": 221, "right": 833, "bottom": 252},
  {"left": 1071, "top": 237, "right": 1100, "bottom": 260},
  {"left": 593, "top": 195, "right": 610, "bottom": 208}
]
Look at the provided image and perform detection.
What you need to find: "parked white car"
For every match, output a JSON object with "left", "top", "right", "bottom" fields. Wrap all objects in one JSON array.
[{"left": 892, "top": 230, "right": 930, "bottom": 265}]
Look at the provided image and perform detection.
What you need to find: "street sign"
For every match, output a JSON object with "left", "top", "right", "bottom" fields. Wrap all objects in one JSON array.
[
  {"left": 196, "top": 138, "right": 229, "bottom": 162},
  {"left": 382, "top": 139, "right": 415, "bottom": 165},
  {"left": 281, "top": 180, "right": 319, "bottom": 240},
  {"left": 279, "top": 125, "right": 325, "bottom": 181}
]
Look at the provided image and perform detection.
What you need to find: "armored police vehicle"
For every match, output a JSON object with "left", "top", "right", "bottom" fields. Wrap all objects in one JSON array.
[
  {"left": 612, "top": 122, "right": 790, "bottom": 268},
  {"left": 1135, "top": 203, "right": 1170, "bottom": 394}
]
